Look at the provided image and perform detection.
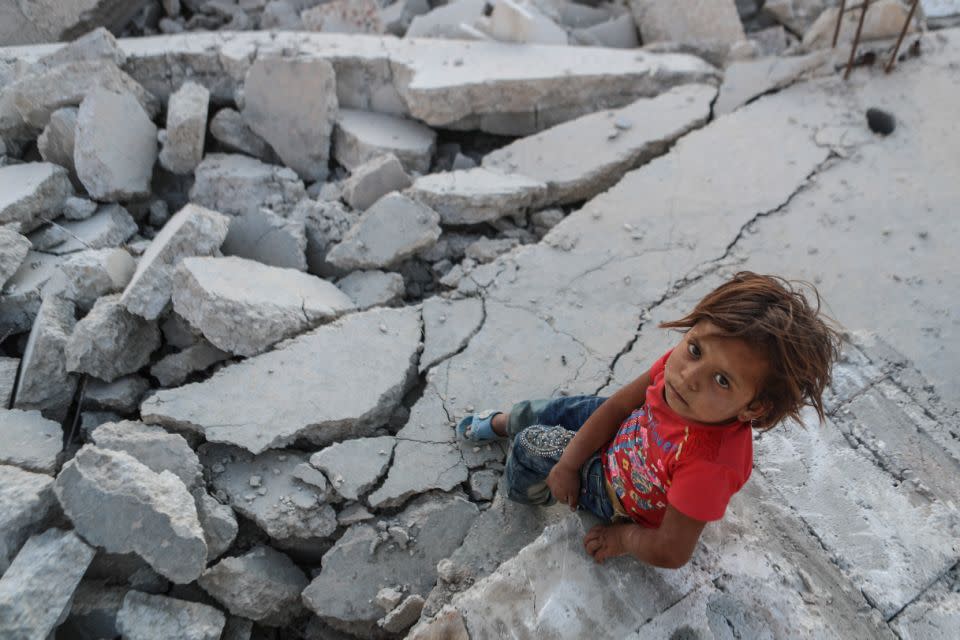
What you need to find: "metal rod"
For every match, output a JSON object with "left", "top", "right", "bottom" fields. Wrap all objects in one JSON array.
[
  {"left": 886, "top": 0, "right": 920, "bottom": 73},
  {"left": 833, "top": 0, "right": 847, "bottom": 48},
  {"left": 844, "top": 0, "right": 870, "bottom": 80}
]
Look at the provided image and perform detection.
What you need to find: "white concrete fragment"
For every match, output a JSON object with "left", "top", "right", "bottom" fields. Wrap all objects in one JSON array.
[
  {"left": 12, "top": 296, "right": 77, "bottom": 422},
  {"left": 41, "top": 247, "right": 136, "bottom": 311},
  {"left": 189, "top": 153, "right": 306, "bottom": 218},
  {"left": 0, "top": 251, "right": 63, "bottom": 334},
  {"left": 142, "top": 306, "right": 421, "bottom": 453},
  {"left": 406, "top": 0, "right": 487, "bottom": 38},
  {"left": 0, "top": 162, "right": 73, "bottom": 233},
  {"left": 91, "top": 420, "right": 203, "bottom": 489},
  {"left": 629, "top": 0, "right": 746, "bottom": 64},
  {"left": 54, "top": 445, "right": 207, "bottom": 583},
  {"left": 326, "top": 193, "right": 441, "bottom": 270},
  {"left": 34, "top": 203, "right": 138, "bottom": 255},
  {"left": 302, "top": 0, "right": 384, "bottom": 34},
  {"left": 0, "top": 465, "right": 58, "bottom": 574},
  {"left": 342, "top": 153, "right": 413, "bottom": 211},
  {"left": 150, "top": 342, "right": 230, "bottom": 387},
  {"left": 222, "top": 208, "right": 307, "bottom": 271},
  {"left": 242, "top": 57, "right": 338, "bottom": 182},
  {"left": 420, "top": 296, "right": 484, "bottom": 373},
  {"left": 33, "top": 27, "right": 125, "bottom": 71},
  {"left": 117, "top": 591, "right": 225, "bottom": 640},
  {"left": 408, "top": 168, "right": 547, "bottom": 225},
  {"left": 333, "top": 109, "right": 437, "bottom": 174},
  {"left": 192, "top": 488, "right": 238, "bottom": 561},
  {"left": 0, "top": 358, "right": 17, "bottom": 408},
  {"left": 83, "top": 375, "right": 150, "bottom": 413},
  {"left": 62, "top": 196, "right": 97, "bottom": 220},
  {"left": 121, "top": 203, "right": 230, "bottom": 320},
  {"left": 0, "top": 409, "right": 61, "bottom": 475},
  {"left": 65, "top": 294, "right": 161, "bottom": 382},
  {"left": 379, "top": 594, "right": 425, "bottom": 633},
  {"left": 172, "top": 256, "right": 356, "bottom": 356},
  {"left": 309, "top": 436, "right": 397, "bottom": 501},
  {"left": 485, "top": 0, "right": 568, "bottom": 45},
  {"left": 0, "top": 226, "right": 30, "bottom": 288},
  {"left": 209, "top": 108, "right": 274, "bottom": 160},
  {"left": 73, "top": 87, "right": 156, "bottom": 201},
  {"left": 337, "top": 270, "right": 406, "bottom": 310},
  {"left": 159, "top": 81, "right": 209, "bottom": 174},
  {"left": 37, "top": 107, "right": 78, "bottom": 179}
]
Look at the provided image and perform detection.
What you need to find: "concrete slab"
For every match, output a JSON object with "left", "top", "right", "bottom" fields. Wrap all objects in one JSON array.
[
  {"left": 333, "top": 109, "right": 436, "bottom": 174},
  {"left": 420, "top": 296, "right": 484, "bottom": 373},
  {"left": 0, "top": 409, "right": 61, "bottom": 475},
  {"left": 341, "top": 153, "right": 413, "bottom": 211},
  {"left": 90, "top": 419, "right": 203, "bottom": 489},
  {"left": 221, "top": 208, "right": 307, "bottom": 272},
  {"left": 408, "top": 168, "right": 547, "bottom": 225},
  {"left": 309, "top": 436, "right": 396, "bottom": 501}
]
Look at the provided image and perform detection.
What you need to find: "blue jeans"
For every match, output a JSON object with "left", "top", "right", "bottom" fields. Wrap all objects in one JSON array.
[{"left": 504, "top": 395, "right": 615, "bottom": 522}]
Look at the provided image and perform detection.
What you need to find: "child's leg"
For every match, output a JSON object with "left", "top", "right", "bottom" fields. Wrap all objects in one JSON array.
[{"left": 505, "top": 395, "right": 607, "bottom": 439}]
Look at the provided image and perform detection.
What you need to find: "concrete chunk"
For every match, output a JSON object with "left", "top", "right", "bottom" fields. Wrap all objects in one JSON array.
[
  {"left": 91, "top": 420, "right": 203, "bottom": 489},
  {"left": 33, "top": 203, "right": 138, "bottom": 255},
  {"left": 42, "top": 247, "right": 136, "bottom": 311},
  {"left": 172, "top": 255, "right": 356, "bottom": 356},
  {"left": 150, "top": 341, "right": 231, "bottom": 387},
  {"left": 420, "top": 296, "right": 484, "bottom": 373},
  {"left": 0, "top": 409, "right": 61, "bottom": 475},
  {"left": 75, "top": 87, "right": 158, "bottom": 202},
  {"left": 406, "top": 0, "right": 487, "bottom": 39},
  {"left": 242, "top": 57, "right": 338, "bottom": 182},
  {"left": 484, "top": 0, "right": 568, "bottom": 45},
  {"left": 628, "top": 0, "right": 746, "bottom": 64},
  {"left": 408, "top": 168, "right": 546, "bottom": 225},
  {"left": 117, "top": 591, "right": 225, "bottom": 640},
  {"left": 121, "top": 203, "right": 230, "bottom": 320},
  {"left": 0, "top": 226, "right": 30, "bottom": 288},
  {"left": 302, "top": 0, "right": 385, "bottom": 34},
  {"left": 37, "top": 107, "right": 78, "bottom": 180},
  {"left": 0, "top": 466, "right": 58, "bottom": 574},
  {"left": 337, "top": 269, "right": 406, "bottom": 310},
  {"left": 65, "top": 294, "right": 161, "bottom": 382},
  {"left": 33, "top": 27, "right": 126, "bottom": 71},
  {"left": 327, "top": 193, "right": 441, "bottom": 270},
  {"left": 379, "top": 594, "right": 425, "bottom": 633},
  {"left": 83, "top": 375, "right": 150, "bottom": 413},
  {"left": 192, "top": 488, "right": 238, "bottom": 561},
  {"left": 1, "top": 251, "right": 65, "bottom": 334},
  {"left": 290, "top": 198, "right": 360, "bottom": 278},
  {"left": 0, "top": 529, "right": 94, "bottom": 640},
  {"left": 12, "top": 295, "right": 77, "bottom": 422},
  {"left": 0, "top": 2, "right": 149, "bottom": 48},
  {"left": 0, "top": 162, "right": 73, "bottom": 233},
  {"left": 0, "top": 358, "right": 17, "bottom": 408},
  {"left": 222, "top": 208, "right": 308, "bottom": 271},
  {"left": 342, "top": 153, "right": 413, "bottom": 211},
  {"left": 159, "top": 81, "right": 209, "bottom": 174},
  {"left": 309, "top": 436, "right": 396, "bottom": 501},
  {"left": 62, "top": 196, "right": 97, "bottom": 220},
  {"left": 199, "top": 545, "right": 308, "bottom": 626},
  {"left": 209, "top": 108, "right": 274, "bottom": 161},
  {"left": 189, "top": 153, "right": 306, "bottom": 218},
  {"left": 54, "top": 445, "right": 207, "bottom": 583},
  {"left": 333, "top": 109, "right": 437, "bottom": 174}
]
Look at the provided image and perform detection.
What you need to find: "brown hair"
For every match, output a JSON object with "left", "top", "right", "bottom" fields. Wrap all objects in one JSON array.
[{"left": 660, "top": 272, "right": 842, "bottom": 430}]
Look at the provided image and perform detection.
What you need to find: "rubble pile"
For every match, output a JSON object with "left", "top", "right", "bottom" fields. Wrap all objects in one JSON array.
[{"left": 0, "top": 1, "right": 956, "bottom": 639}]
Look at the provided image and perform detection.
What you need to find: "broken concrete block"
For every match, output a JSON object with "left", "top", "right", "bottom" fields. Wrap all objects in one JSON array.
[
  {"left": 628, "top": 0, "right": 746, "bottom": 64},
  {"left": 367, "top": 440, "right": 468, "bottom": 509},
  {"left": 150, "top": 342, "right": 231, "bottom": 387},
  {"left": 55, "top": 445, "right": 207, "bottom": 583},
  {"left": 326, "top": 193, "right": 441, "bottom": 271},
  {"left": 715, "top": 52, "right": 832, "bottom": 116},
  {"left": 408, "top": 168, "right": 547, "bottom": 225},
  {"left": 571, "top": 13, "right": 640, "bottom": 48},
  {"left": 483, "top": 83, "right": 715, "bottom": 206},
  {"left": 0, "top": 358, "right": 17, "bottom": 408},
  {"left": 0, "top": 162, "right": 72, "bottom": 233},
  {"left": 121, "top": 203, "right": 230, "bottom": 321},
  {"left": 302, "top": 0, "right": 384, "bottom": 33},
  {"left": 0, "top": 2, "right": 150, "bottom": 47},
  {"left": 199, "top": 443, "right": 338, "bottom": 542},
  {"left": 309, "top": 436, "right": 396, "bottom": 501},
  {"left": 222, "top": 208, "right": 308, "bottom": 272},
  {"left": 0, "top": 409, "right": 62, "bottom": 475},
  {"left": 65, "top": 294, "right": 161, "bottom": 382},
  {"left": 0, "top": 226, "right": 30, "bottom": 288},
  {"left": 90, "top": 420, "right": 203, "bottom": 489},
  {"left": 37, "top": 107, "right": 78, "bottom": 180},
  {"left": 192, "top": 488, "right": 238, "bottom": 561},
  {"left": 142, "top": 306, "right": 421, "bottom": 453},
  {"left": 337, "top": 269, "right": 406, "bottom": 310},
  {"left": 802, "top": 0, "right": 917, "bottom": 50},
  {"left": 75, "top": 87, "right": 157, "bottom": 202},
  {"left": 302, "top": 494, "right": 479, "bottom": 630},
  {"left": 380, "top": 594, "right": 426, "bottom": 633},
  {"left": 464, "top": 236, "right": 520, "bottom": 263},
  {"left": 34, "top": 203, "right": 138, "bottom": 255},
  {"left": 376, "top": 587, "right": 405, "bottom": 612},
  {"left": 62, "top": 196, "right": 97, "bottom": 221},
  {"left": 12, "top": 296, "right": 77, "bottom": 422},
  {"left": 190, "top": 153, "right": 306, "bottom": 218},
  {"left": 333, "top": 109, "right": 437, "bottom": 174},
  {"left": 406, "top": 0, "right": 487, "bottom": 38},
  {"left": 0, "top": 251, "right": 63, "bottom": 334},
  {"left": 242, "top": 57, "right": 338, "bottom": 182},
  {"left": 116, "top": 591, "right": 225, "bottom": 640},
  {"left": 33, "top": 27, "right": 126, "bottom": 71},
  {"left": 83, "top": 376, "right": 151, "bottom": 414},
  {"left": 420, "top": 296, "right": 484, "bottom": 373},
  {"left": 159, "top": 81, "right": 209, "bottom": 174},
  {"left": 172, "top": 256, "right": 356, "bottom": 357},
  {"left": 484, "top": 0, "right": 568, "bottom": 45},
  {"left": 41, "top": 247, "right": 136, "bottom": 311},
  {"left": 0, "top": 529, "right": 94, "bottom": 640},
  {"left": 468, "top": 469, "right": 499, "bottom": 501},
  {"left": 290, "top": 199, "right": 360, "bottom": 278},
  {"left": 342, "top": 153, "right": 413, "bottom": 211},
  {"left": 208, "top": 108, "right": 274, "bottom": 161},
  {"left": 0, "top": 465, "right": 58, "bottom": 574},
  {"left": 199, "top": 545, "right": 308, "bottom": 626}
]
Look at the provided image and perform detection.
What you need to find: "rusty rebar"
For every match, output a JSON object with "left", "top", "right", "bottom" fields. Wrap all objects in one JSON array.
[
  {"left": 832, "top": 0, "right": 848, "bottom": 48},
  {"left": 844, "top": 0, "right": 870, "bottom": 79},
  {"left": 886, "top": 0, "right": 920, "bottom": 73}
]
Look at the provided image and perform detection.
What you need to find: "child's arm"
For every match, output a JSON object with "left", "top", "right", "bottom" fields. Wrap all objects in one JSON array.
[
  {"left": 546, "top": 370, "right": 652, "bottom": 509},
  {"left": 583, "top": 505, "right": 706, "bottom": 569}
]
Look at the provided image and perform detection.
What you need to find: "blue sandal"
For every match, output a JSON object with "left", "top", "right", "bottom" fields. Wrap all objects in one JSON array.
[{"left": 457, "top": 410, "right": 503, "bottom": 442}]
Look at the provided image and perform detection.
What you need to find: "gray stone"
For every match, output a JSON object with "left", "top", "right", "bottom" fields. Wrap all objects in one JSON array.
[
  {"left": 367, "top": 440, "right": 467, "bottom": 509},
  {"left": 379, "top": 594, "right": 425, "bottom": 633},
  {"left": 37, "top": 107, "right": 78, "bottom": 179},
  {"left": 333, "top": 109, "right": 436, "bottom": 174},
  {"left": 716, "top": 52, "right": 832, "bottom": 116},
  {"left": 198, "top": 545, "right": 308, "bottom": 626},
  {"left": 0, "top": 226, "right": 30, "bottom": 288},
  {"left": 65, "top": 294, "right": 161, "bottom": 382},
  {"left": 309, "top": 436, "right": 396, "bottom": 502},
  {"left": 209, "top": 108, "right": 274, "bottom": 161},
  {"left": 242, "top": 57, "right": 338, "bottom": 182},
  {"left": 629, "top": 0, "right": 747, "bottom": 64},
  {"left": 62, "top": 196, "right": 98, "bottom": 221},
  {"left": 142, "top": 306, "right": 421, "bottom": 453},
  {"left": 33, "top": 203, "right": 138, "bottom": 255},
  {"left": 302, "top": 493, "right": 479, "bottom": 629},
  {"left": 408, "top": 168, "right": 547, "bottom": 225},
  {"left": 0, "top": 529, "right": 94, "bottom": 640},
  {"left": 301, "top": 0, "right": 385, "bottom": 34},
  {"left": 0, "top": 2, "right": 149, "bottom": 47},
  {"left": 0, "top": 358, "right": 17, "bottom": 408},
  {"left": 116, "top": 591, "right": 225, "bottom": 640},
  {"left": 336, "top": 269, "right": 405, "bottom": 310},
  {"left": 222, "top": 208, "right": 308, "bottom": 271},
  {"left": 83, "top": 375, "right": 150, "bottom": 413},
  {"left": 121, "top": 203, "right": 230, "bottom": 320},
  {"left": 189, "top": 153, "right": 306, "bottom": 218},
  {"left": 468, "top": 469, "right": 498, "bottom": 501},
  {"left": 326, "top": 193, "right": 441, "bottom": 270},
  {"left": 150, "top": 341, "right": 231, "bottom": 387},
  {"left": 0, "top": 409, "right": 61, "bottom": 475},
  {"left": 484, "top": 84, "right": 715, "bottom": 206},
  {"left": 341, "top": 153, "right": 413, "bottom": 211},
  {"left": 0, "top": 251, "right": 63, "bottom": 335},
  {"left": 33, "top": 27, "right": 126, "bottom": 71},
  {"left": 172, "top": 256, "right": 356, "bottom": 356},
  {"left": 199, "top": 443, "right": 338, "bottom": 543},
  {"left": 54, "top": 445, "right": 207, "bottom": 583},
  {"left": 12, "top": 296, "right": 77, "bottom": 422},
  {"left": 42, "top": 247, "right": 136, "bottom": 311},
  {"left": 90, "top": 420, "right": 203, "bottom": 489},
  {"left": 0, "top": 162, "right": 72, "bottom": 233},
  {"left": 464, "top": 237, "right": 520, "bottom": 264},
  {"left": 0, "top": 465, "right": 58, "bottom": 574},
  {"left": 290, "top": 198, "right": 360, "bottom": 278},
  {"left": 159, "top": 81, "right": 209, "bottom": 174},
  {"left": 420, "top": 296, "right": 484, "bottom": 373},
  {"left": 192, "top": 488, "right": 238, "bottom": 561}
]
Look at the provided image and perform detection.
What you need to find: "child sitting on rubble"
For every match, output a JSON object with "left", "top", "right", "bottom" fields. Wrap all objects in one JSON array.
[{"left": 457, "top": 272, "right": 841, "bottom": 569}]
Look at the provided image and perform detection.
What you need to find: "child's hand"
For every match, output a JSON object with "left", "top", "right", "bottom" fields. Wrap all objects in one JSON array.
[
  {"left": 583, "top": 524, "right": 630, "bottom": 563},
  {"left": 546, "top": 461, "right": 581, "bottom": 510}
]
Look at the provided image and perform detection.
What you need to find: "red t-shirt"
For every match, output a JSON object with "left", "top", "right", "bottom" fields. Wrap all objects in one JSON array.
[{"left": 602, "top": 349, "right": 753, "bottom": 527}]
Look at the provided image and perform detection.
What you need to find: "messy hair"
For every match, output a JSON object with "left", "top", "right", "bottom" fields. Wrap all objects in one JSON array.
[{"left": 660, "top": 272, "right": 842, "bottom": 431}]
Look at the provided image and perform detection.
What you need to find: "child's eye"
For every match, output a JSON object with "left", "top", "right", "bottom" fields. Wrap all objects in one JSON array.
[
  {"left": 714, "top": 373, "right": 730, "bottom": 389},
  {"left": 687, "top": 342, "right": 701, "bottom": 358}
]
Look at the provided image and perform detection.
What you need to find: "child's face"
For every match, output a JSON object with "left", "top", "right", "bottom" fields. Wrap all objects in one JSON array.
[{"left": 663, "top": 321, "right": 770, "bottom": 425}]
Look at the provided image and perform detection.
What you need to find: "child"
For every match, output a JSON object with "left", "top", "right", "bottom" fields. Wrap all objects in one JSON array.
[{"left": 457, "top": 272, "right": 841, "bottom": 569}]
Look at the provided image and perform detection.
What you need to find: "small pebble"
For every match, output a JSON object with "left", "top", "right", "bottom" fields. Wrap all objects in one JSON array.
[{"left": 249, "top": 475, "right": 262, "bottom": 488}]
